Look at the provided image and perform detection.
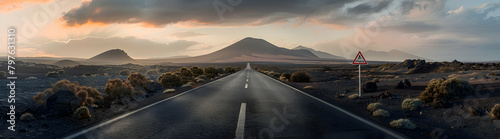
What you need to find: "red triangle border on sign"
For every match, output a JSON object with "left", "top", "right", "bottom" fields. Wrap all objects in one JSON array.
[{"left": 352, "top": 51, "right": 367, "bottom": 65}]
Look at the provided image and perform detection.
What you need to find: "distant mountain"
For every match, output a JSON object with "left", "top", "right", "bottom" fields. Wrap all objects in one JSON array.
[
  {"left": 363, "top": 49, "right": 431, "bottom": 62},
  {"left": 161, "top": 37, "right": 325, "bottom": 63},
  {"left": 54, "top": 60, "right": 81, "bottom": 67},
  {"left": 292, "top": 46, "right": 345, "bottom": 59},
  {"left": 88, "top": 49, "right": 135, "bottom": 64}
]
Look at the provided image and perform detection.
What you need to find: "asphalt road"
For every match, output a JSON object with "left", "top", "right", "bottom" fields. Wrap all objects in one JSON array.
[{"left": 64, "top": 64, "right": 407, "bottom": 139}]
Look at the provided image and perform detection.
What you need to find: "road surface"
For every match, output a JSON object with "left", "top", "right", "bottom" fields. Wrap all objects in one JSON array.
[{"left": 64, "top": 64, "right": 407, "bottom": 139}]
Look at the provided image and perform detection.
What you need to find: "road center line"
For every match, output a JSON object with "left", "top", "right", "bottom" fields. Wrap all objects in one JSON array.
[
  {"left": 246, "top": 79, "right": 248, "bottom": 82},
  {"left": 235, "top": 103, "right": 246, "bottom": 139},
  {"left": 244, "top": 84, "right": 248, "bottom": 88}
]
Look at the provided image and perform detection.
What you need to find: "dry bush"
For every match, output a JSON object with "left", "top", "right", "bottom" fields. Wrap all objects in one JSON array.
[
  {"left": 419, "top": 78, "right": 473, "bottom": 108},
  {"left": 157, "top": 72, "right": 182, "bottom": 88},
  {"left": 0, "top": 71, "right": 6, "bottom": 79},
  {"left": 372, "top": 78, "right": 380, "bottom": 83},
  {"left": 303, "top": 86, "right": 314, "bottom": 90},
  {"left": 46, "top": 71, "right": 60, "bottom": 78},
  {"left": 225, "top": 66, "right": 236, "bottom": 73},
  {"left": 105, "top": 79, "right": 143, "bottom": 100},
  {"left": 492, "top": 104, "right": 500, "bottom": 120},
  {"left": 203, "top": 66, "right": 219, "bottom": 79},
  {"left": 390, "top": 119, "right": 416, "bottom": 130},
  {"left": 33, "top": 79, "right": 103, "bottom": 106},
  {"left": 119, "top": 69, "right": 130, "bottom": 75},
  {"left": 290, "top": 71, "right": 310, "bottom": 82},
  {"left": 280, "top": 72, "right": 291, "bottom": 81},
  {"left": 57, "top": 69, "right": 65, "bottom": 76},
  {"left": 402, "top": 98, "right": 422, "bottom": 111},
  {"left": 348, "top": 94, "right": 359, "bottom": 99},
  {"left": 367, "top": 102, "right": 383, "bottom": 111},
  {"left": 145, "top": 69, "right": 159, "bottom": 75},
  {"left": 127, "top": 72, "right": 153, "bottom": 88},
  {"left": 163, "top": 89, "right": 176, "bottom": 94},
  {"left": 73, "top": 106, "right": 91, "bottom": 120},
  {"left": 20, "top": 113, "right": 35, "bottom": 121},
  {"left": 190, "top": 66, "right": 204, "bottom": 77},
  {"left": 373, "top": 109, "right": 390, "bottom": 118}
]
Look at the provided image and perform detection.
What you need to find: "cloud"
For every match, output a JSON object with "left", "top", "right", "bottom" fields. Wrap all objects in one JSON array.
[
  {"left": 385, "top": 21, "right": 441, "bottom": 33},
  {"left": 60, "top": 0, "right": 376, "bottom": 27},
  {"left": 0, "top": 0, "right": 54, "bottom": 12},
  {"left": 169, "top": 31, "right": 206, "bottom": 38},
  {"left": 346, "top": 0, "right": 393, "bottom": 15},
  {"left": 36, "top": 36, "right": 199, "bottom": 58}
]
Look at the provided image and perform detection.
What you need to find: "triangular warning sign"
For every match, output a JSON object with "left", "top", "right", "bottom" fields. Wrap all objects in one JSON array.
[{"left": 352, "top": 51, "right": 367, "bottom": 65}]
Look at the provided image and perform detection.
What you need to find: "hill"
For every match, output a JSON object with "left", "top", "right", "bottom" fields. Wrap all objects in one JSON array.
[
  {"left": 54, "top": 60, "right": 81, "bottom": 67},
  {"left": 88, "top": 49, "right": 136, "bottom": 64},
  {"left": 160, "top": 37, "right": 328, "bottom": 63},
  {"left": 292, "top": 46, "right": 345, "bottom": 59},
  {"left": 364, "top": 49, "right": 432, "bottom": 62}
]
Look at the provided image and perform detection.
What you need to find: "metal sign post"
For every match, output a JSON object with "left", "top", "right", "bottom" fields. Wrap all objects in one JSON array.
[{"left": 352, "top": 51, "right": 367, "bottom": 98}]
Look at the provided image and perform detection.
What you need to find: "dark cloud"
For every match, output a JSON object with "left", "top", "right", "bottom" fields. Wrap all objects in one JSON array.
[
  {"left": 169, "top": 31, "right": 206, "bottom": 38},
  {"left": 38, "top": 37, "right": 199, "bottom": 58},
  {"left": 61, "top": 0, "right": 366, "bottom": 27},
  {"left": 346, "top": 0, "right": 393, "bottom": 15}
]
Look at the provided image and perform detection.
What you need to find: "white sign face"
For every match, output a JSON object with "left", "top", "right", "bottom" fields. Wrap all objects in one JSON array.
[{"left": 352, "top": 51, "right": 367, "bottom": 65}]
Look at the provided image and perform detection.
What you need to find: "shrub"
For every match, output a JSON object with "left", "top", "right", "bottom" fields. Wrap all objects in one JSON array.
[
  {"left": 403, "top": 79, "right": 411, "bottom": 87},
  {"left": 104, "top": 79, "right": 143, "bottom": 100},
  {"left": 468, "top": 106, "right": 482, "bottom": 116},
  {"left": 390, "top": 119, "right": 416, "bottom": 130},
  {"left": 145, "top": 69, "right": 159, "bottom": 75},
  {"left": 73, "top": 106, "right": 91, "bottom": 119},
  {"left": 280, "top": 72, "right": 291, "bottom": 80},
  {"left": 195, "top": 75, "right": 208, "bottom": 80},
  {"left": 119, "top": 69, "right": 130, "bottom": 75},
  {"left": 20, "top": 113, "right": 35, "bottom": 121},
  {"left": 290, "top": 71, "right": 310, "bottom": 82},
  {"left": 492, "top": 104, "right": 500, "bottom": 120},
  {"left": 348, "top": 94, "right": 359, "bottom": 99},
  {"left": 190, "top": 66, "right": 204, "bottom": 77},
  {"left": 203, "top": 66, "right": 219, "bottom": 79},
  {"left": 362, "top": 82, "right": 377, "bottom": 92},
  {"left": 419, "top": 78, "right": 474, "bottom": 108},
  {"left": 0, "top": 71, "right": 6, "bottom": 79},
  {"left": 225, "top": 66, "right": 236, "bottom": 74},
  {"left": 157, "top": 72, "right": 182, "bottom": 88},
  {"left": 303, "top": 86, "right": 314, "bottom": 90},
  {"left": 82, "top": 73, "right": 92, "bottom": 77},
  {"left": 373, "top": 109, "right": 390, "bottom": 118},
  {"left": 46, "top": 71, "right": 60, "bottom": 78},
  {"left": 402, "top": 98, "right": 422, "bottom": 111},
  {"left": 372, "top": 78, "right": 380, "bottom": 83},
  {"left": 57, "top": 69, "right": 65, "bottom": 76},
  {"left": 127, "top": 72, "right": 152, "bottom": 88},
  {"left": 367, "top": 102, "right": 383, "bottom": 112},
  {"left": 33, "top": 79, "right": 103, "bottom": 105},
  {"left": 163, "top": 89, "right": 176, "bottom": 94},
  {"left": 27, "top": 76, "right": 37, "bottom": 80}
]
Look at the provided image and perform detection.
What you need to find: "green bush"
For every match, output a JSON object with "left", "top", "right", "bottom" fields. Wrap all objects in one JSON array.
[
  {"left": 190, "top": 66, "right": 204, "bottom": 77},
  {"left": 119, "top": 69, "right": 130, "bottom": 75},
  {"left": 203, "top": 66, "right": 219, "bottom": 79},
  {"left": 367, "top": 102, "right": 383, "bottom": 112},
  {"left": 373, "top": 109, "right": 390, "bottom": 118},
  {"left": 419, "top": 78, "right": 473, "bottom": 108},
  {"left": 157, "top": 72, "right": 182, "bottom": 88},
  {"left": 390, "top": 119, "right": 416, "bottom": 130},
  {"left": 46, "top": 71, "right": 60, "bottom": 78},
  {"left": 402, "top": 98, "right": 422, "bottom": 111},
  {"left": 492, "top": 104, "right": 500, "bottom": 120},
  {"left": 290, "top": 71, "right": 310, "bottom": 82}
]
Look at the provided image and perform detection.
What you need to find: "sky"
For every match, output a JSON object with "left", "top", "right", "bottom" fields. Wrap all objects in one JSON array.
[{"left": 0, "top": 0, "right": 499, "bottom": 61}]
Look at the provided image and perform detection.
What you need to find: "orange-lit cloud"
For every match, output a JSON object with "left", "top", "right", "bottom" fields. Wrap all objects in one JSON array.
[{"left": 0, "top": 0, "right": 54, "bottom": 12}]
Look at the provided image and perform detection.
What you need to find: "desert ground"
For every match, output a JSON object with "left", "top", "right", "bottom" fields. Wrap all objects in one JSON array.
[{"left": 0, "top": 60, "right": 499, "bottom": 138}]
